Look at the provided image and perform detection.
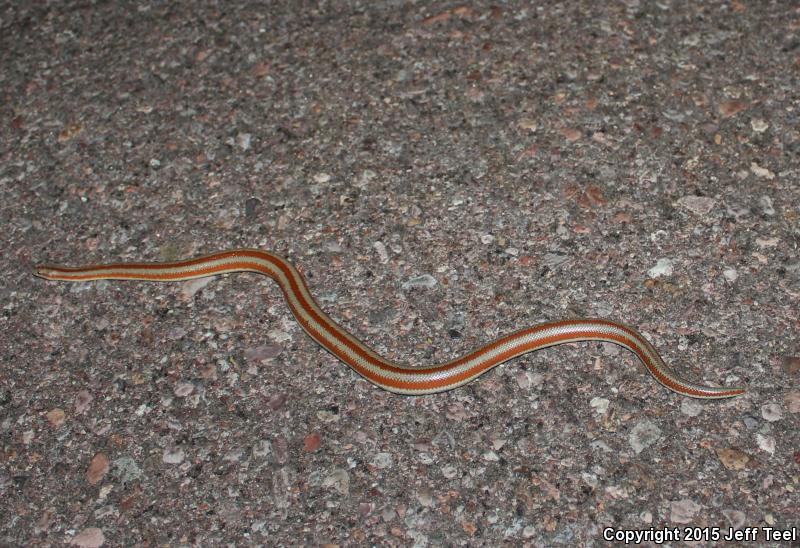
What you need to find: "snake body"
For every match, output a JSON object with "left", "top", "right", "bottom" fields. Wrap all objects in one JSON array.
[{"left": 35, "top": 249, "right": 745, "bottom": 399}]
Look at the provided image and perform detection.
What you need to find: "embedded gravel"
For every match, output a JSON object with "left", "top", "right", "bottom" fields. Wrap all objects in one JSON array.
[{"left": 2, "top": 1, "right": 798, "bottom": 546}]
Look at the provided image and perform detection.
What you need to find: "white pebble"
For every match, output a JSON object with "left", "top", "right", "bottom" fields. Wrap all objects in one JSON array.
[
  {"left": 370, "top": 452, "right": 393, "bottom": 469},
  {"left": 750, "top": 119, "right": 768, "bottom": 132},
  {"left": 677, "top": 195, "right": 716, "bottom": 215},
  {"left": 401, "top": 274, "right": 437, "bottom": 290},
  {"left": 590, "top": 397, "right": 609, "bottom": 414},
  {"left": 756, "top": 433, "right": 775, "bottom": 454},
  {"left": 174, "top": 382, "right": 194, "bottom": 397},
  {"left": 681, "top": 398, "right": 703, "bottom": 417},
  {"left": 760, "top": 403, "right": 783, "bottom": 422},
  {"left": 313, "top": 172, "right": 331, "bottom": 183},
  {"left": 750, "top": 162, "right": 774, "bottom": 179},
  {"left": 628, "top": 420, "right": 662, "bottom": 454},
  {"left": 162, "top": 447, "right": 185, "bottom": 464},
  {"left": 236, "top": 133, "right": 252, "bottom": 150},
  {"left": 670, "top": 499, "right": 701, "bottom": 524},
  {"left": 722, "top": 268, "right": 738, "bottom": 283},
  {"left": 647, "top": 258, "right": 674, "bottom": 278},
  {"left": 441, "top": 465, "right": 458, "bottom": 479},
  {"left": 373, "top": 241, "right": 389, "bottom": 264},
  {"left": 759, "top": 196, "right": 775, "bottom": 216},
  {"left": 322, "top": 468, "right": 350, "bottom": 495}
]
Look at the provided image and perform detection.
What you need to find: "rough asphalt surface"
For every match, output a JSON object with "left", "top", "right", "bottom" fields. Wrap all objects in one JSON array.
[{"left": 2, "top": 1, "right": 798, "bottom": 546}]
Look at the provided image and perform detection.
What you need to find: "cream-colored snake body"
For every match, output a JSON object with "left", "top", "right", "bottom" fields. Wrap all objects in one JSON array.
[{"left": 35, "top": 249, "right": 745, "bottom": 399}]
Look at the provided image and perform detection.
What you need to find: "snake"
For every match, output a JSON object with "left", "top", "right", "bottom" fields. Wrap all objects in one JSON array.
[{"left": 34, "top": 248, "right": 745, "bottom": 399}]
